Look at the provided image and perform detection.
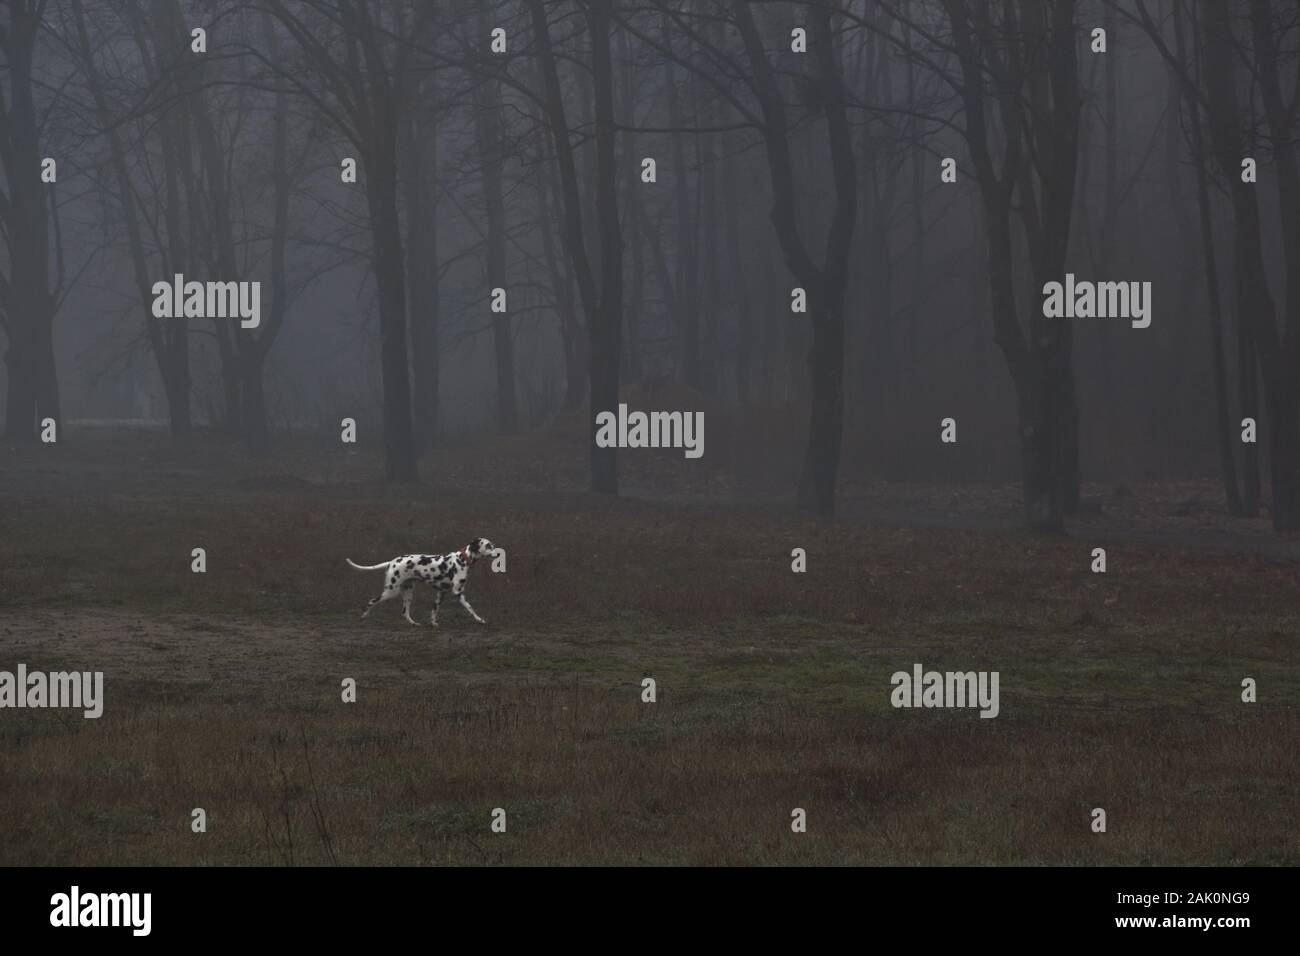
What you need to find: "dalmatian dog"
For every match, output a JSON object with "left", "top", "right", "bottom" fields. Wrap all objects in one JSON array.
[{"left": 347, "top": 538, "right": 495, "bottom": 627}]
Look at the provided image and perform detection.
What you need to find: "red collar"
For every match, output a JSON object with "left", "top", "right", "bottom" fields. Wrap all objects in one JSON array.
[{"left": 458, "top": 548, "right": 471, "bottom": 564}]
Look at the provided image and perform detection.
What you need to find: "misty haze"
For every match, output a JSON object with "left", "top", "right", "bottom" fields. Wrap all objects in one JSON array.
[{"left": 0, "top": 0, "right": 1295, "bottom": 870}]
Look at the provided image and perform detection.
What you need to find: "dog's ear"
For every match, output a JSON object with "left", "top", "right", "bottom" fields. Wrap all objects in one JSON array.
[{"left": 469, "top": 539, "right": 481, "bottom": 553}]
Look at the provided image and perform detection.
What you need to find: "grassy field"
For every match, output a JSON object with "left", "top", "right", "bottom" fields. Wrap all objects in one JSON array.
[{"left": 0, "top": 429, "right": 1296, "bottom": 865}]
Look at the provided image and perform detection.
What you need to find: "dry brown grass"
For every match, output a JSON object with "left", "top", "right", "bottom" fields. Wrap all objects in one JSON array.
[
  {"left": 3, "top": 680, "right": 1290, "bottom": 866},
  {"left": 0, "top": 430, "right": 1295, "bottom": 865}
]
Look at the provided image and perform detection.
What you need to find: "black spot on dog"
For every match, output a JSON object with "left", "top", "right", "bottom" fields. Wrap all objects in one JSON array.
[{"left": 418, "top": 556, "right": 432, "bottom": 565}]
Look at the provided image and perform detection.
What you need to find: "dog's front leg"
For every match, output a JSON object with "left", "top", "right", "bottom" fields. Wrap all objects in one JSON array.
[
  {"left": 430, "top": 590, "right": 443, "bottom": 627},
  {"left": 457, "top": 593, "right": 486, "bottom": 625}
]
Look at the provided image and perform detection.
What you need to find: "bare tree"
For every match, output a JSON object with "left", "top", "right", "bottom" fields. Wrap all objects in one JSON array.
[
  {"left": 70, "top": 0, "right": 198, "bottom": 438},
  {"left": 733, "top": 0, "right": 859, "bottom": 517},
  {"left": 1130, "top": 0, "right": 1300, "bottom": 529},
  {"left": 940, "top": 0, "right": 1082, "bottom": 531},
  {"left": 529, "top": 0, "right": 624, "bottom": 493},
  {"left": 469, "top": 0, "right": 519, "bottom": 434},
  {"left": 255, "top": 0, "right": 426, "bottom": 480},
  {"left": 401, "top": 55, "right": 441, "bottom": 452},
  {"left": 2, "top": 0, "right": 61, "bottom": 441}
]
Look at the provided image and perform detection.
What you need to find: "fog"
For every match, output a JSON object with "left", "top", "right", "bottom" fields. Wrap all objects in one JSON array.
[{"left": 4, "top": 0, "right": 1297, "bottom": 527}]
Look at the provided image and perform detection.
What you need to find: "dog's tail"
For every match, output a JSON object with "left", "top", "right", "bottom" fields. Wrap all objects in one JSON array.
[{"left": 346, "top": 558, "right": 389, "bottom": 571}]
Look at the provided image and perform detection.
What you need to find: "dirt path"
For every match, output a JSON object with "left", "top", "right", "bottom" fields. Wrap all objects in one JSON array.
[{"left": 0, "top": 606, "right": 535, "bottom": 687}]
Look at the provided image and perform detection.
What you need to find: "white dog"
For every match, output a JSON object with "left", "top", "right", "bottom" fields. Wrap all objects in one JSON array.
[{"left": 347, "top": 537, "right": 494, "bottom": 626}]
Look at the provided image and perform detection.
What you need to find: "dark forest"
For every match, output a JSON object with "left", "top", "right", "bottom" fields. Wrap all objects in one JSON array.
[{"left": 0, "top": 1, "right": 1295, "bottom": 876}]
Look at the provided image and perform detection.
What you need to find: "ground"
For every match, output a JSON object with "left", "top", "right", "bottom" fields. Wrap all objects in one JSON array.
[{"left": 0, "top": 427, "right": 1295, "bottom": 865}]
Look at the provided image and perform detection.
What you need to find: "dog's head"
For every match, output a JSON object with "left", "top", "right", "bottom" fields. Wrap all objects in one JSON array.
[{"left": 466, "top": 537, "right": 495, "bottom": 563}]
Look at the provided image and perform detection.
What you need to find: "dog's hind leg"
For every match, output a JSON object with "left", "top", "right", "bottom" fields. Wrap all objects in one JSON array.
[
  {"left": 361, "top": 583, "right": 400, "bottom": 619},
  {"left": 401, "top": 582, "right": 421, "bottom": 626}
]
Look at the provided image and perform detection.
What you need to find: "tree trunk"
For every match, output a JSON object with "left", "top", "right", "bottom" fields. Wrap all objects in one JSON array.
[
  {"left": 723, "top": 139, "right": 750, "bottom": 406},
  {"left": 588, "top": 0, "right": 624, "bottom": 495},
  {"left": 696, "top": 74, "right": 719, "bottom": 395},
  {"left": 473, "top": 2, "right": 517, "bottom": 434},
  {"left": 1174, "top": 2, "right": 1241, "bottom": 513},
  {"left": 734, "top": 0, "right": 857, "bottom": 518},
  {"left": 1247, "top": 0, "right": 1300, "bottom": 529},
  {"left": 1265, "top": 382, "right": 1300, "bottom": 528},
  {"left": 241, "top": 355, "right": 270, "bottom": 456},
  {"left": 3, "top": 326, "right": 36, "bottom": 442},
  {"left": 163, "top": 328, "right": 193, "bottom": 441},
  {"left": 366, "top": 135, "right": 418, "bottom": 481},
  {"left": 797, "top": 297, "right": 847, "bottom": 515},
  {"left": 948, "top": 0, "right": 1080, "bottom": 531},
  {"left": 529, "top": 0, "right": 605, "bottom": 488},
  {"left": 662, "top": 13, "right": 699, "bottom": 388},
  {"left": 535, "top": 130, "right": 585, "bottom": 411},
  {"left": 404, "top": 75, "right": 440, "bottom": 453},
  {"left": 1239, "top": 327, "right": 1262, "bottom": 515},
  {"left": 1, "top": 5, "right": 56, "bottom": 442},
  {"left": 72, "top": 0, "right": 187, "bottom": 439},
  {"left": 618, "top": 24, "right": 644, "bottom": 386},
  {"left": 1203, "top": 0, "right": 1283, "bottom": 524}
]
